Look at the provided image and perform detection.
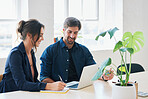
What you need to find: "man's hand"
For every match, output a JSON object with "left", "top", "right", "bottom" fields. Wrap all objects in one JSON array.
[{"left": 102, "top": 68, "right": 114, "bottom": 81}]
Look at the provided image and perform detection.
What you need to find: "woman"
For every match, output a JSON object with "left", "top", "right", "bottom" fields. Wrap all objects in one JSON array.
[{"left": 0, "top": 19, "right": 66, "bottom": 93}]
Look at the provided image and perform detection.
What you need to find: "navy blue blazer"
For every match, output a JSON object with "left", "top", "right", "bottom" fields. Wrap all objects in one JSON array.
[{"left": 0, "top": 42, "right": 46, "bottom": 93}]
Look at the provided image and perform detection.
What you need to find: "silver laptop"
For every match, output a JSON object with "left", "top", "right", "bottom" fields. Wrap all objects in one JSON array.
[{"left": 66, "top": 64, "right": 98, "bottom": 89}]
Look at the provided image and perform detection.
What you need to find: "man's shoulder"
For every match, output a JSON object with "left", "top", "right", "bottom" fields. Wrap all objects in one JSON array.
[
  {"left": 75, "top": 42, "right": 88, "bottom": 50},
  {"left": 41, "top": 41, "right": 61, "bottom": 57},
  {"left": 44, "top": 41, "right": 61, "bottom": 51}
]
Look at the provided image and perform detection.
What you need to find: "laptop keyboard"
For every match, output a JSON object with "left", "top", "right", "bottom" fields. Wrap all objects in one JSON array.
[
  {"left": 66, "top": 81, "right": 79, "bottom": 88},
  {"left": 68, "top": 83, "right": 78, "bottom": 88}
]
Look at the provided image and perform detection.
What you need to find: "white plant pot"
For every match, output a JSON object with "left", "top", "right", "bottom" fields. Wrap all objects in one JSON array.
[{"left": 112, "top": 83, "right": 136, "bottom": 99}]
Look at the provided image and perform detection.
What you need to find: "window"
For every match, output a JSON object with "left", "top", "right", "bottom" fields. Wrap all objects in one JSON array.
[
  {"left": 0, "top": 0, "right": 28, "bottom": 58},
  {"left": 54, "top": 0, "right": 123, "bottom": 51}
]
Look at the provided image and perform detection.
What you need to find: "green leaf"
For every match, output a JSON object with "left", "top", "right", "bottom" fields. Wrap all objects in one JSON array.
[
  {"left": 125, "top": 73, "right": 129, "bottom": 84},
  {"left": 92, "top": 58, "right": 111, "bottom": 81},
  {"left": 108, "top": 27, "right": 119, "bottom": 39},
  {"left": 122, "top": 32, "right": 132, "bottom": 46},
  {"left": 113, "top": 41, "right": 123, "bottom": 52},
  {"left": 122, "top": 31, "right": 144, "bottom": 54},
  {"left": 95, "top": 31, "right": 108, "bottom": 40},
  {"left": 95, "top": 27, "right": 119, "bottom": 40},
  {"left": 120, "top": 48, "right": 134, "bottom": 54},
  {"left": 78, "top": 36, "right": 83, "bottom": 38}
]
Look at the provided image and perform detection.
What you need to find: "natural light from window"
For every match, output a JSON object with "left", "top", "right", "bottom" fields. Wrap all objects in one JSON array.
[
  {"left": 0, "top": 0, "right": 28, "bottom": 58},
  {"left": 54, "top": 0, "right": 123, "bottom": 51}
]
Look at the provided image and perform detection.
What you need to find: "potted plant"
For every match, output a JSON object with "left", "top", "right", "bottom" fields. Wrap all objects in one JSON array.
[{"left": 92, "top": 27, "right": 145, "bottom": 99}]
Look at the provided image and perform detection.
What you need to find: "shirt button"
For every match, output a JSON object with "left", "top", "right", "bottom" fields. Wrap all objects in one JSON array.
[
  {"left": 67, "top": 59, "right": 69, "bottom": 61},
  {"left": 65, "top": 80, "right": 67, "bottom": 82},
  {"left": 66, "top": 69, "right": 68, "bottom": 71}
]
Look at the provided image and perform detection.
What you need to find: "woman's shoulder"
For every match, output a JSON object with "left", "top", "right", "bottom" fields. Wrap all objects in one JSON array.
[
  {"left": 8, "top": 47, "right": 22, "bottom": 59},
  {"left": 5, "top": 46, "right": 23, "bottom": 66},
  {"left": 9, "top": 42, "right": 25, "bottom": 57}
]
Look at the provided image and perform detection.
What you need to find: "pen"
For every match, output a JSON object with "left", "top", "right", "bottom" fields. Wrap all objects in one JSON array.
[{"left": 58, "top": 75, "right": 64, "bottom": 82}]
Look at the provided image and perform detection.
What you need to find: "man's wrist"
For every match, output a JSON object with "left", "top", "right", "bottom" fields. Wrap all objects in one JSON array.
[{"left": 102, "top": 76, "right": 108, "bottom": 82}]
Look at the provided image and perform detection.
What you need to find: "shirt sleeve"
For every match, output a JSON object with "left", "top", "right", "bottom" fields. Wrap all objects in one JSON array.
[
  {"left": 9, "top": 51, "right": 47, "bottom": 91},
  {"left": 40, "top": 46, "right": 53, "bottom": 81},
  {"left": 83, "top": 46, "right": 96, "bottom": 66}
]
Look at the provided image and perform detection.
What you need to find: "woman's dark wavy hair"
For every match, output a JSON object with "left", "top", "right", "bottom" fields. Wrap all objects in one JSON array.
[{"left": 17, "top": 19, "right": 44, "bottom": 50}]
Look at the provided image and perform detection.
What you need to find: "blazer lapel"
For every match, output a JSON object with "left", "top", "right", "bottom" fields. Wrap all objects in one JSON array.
[
  {"left": 18, "top": 42, "right": 34, "bottom": 82},
  {"left": 32, "top": 51, "right": 38, "bottom": 82},
  {"left": 25, "top": 55, "right": 34, "bottom": 82}
]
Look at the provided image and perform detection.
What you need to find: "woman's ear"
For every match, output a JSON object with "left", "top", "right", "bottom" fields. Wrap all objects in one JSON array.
[{"left": 27, "top": 33, "right": 32, "bottom": 39}]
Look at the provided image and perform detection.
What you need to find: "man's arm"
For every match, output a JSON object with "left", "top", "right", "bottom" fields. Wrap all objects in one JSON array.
[
  {"left": 42, "top": 78, "right": 55, "bottom": 83},
  {"left": 83, "top": 45, "right": 114, "bottom": 81},
  {"left": 40, "top": 46, "right": 54, "bottom": 82},
  {"left": 83, "top": 46, "right": 96, "bottom": 65}
]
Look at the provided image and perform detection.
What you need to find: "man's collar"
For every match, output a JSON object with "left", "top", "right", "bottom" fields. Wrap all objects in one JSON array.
[
  {"left": 59, "top": 38, "right": 67, "bottom": 48},
  {"left": 59, "top": 37, "right": 78, "bottom": 49}
]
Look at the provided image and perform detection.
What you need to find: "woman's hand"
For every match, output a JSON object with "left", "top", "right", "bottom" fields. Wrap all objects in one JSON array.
[{"left": 45, "top": 81, "right": 66, "bottom": 91}]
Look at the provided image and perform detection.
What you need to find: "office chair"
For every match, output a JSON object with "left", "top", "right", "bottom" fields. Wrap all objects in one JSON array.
[
  {"left": 0, "top": 74, "right": 3, "bottom": 82},
  {"left": 117, "top": 63, "right": 145, "bottom": 75}
]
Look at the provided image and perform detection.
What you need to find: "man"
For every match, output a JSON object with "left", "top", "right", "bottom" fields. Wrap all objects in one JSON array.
[{"left": 40, "top": 17, "right": 113, "bottom": 83}]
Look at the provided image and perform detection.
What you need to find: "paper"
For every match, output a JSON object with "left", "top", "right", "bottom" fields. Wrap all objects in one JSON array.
[
  {"left": 138, "top": 91, "right": 148, "bottom": 97},
  {"left": 40, "top": 87, "right": 69, "bottom": 94}
]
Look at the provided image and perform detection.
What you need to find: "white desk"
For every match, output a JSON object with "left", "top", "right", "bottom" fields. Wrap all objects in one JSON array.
[{"left": 0, "top": 71, "right": 147, "bottom": 99}]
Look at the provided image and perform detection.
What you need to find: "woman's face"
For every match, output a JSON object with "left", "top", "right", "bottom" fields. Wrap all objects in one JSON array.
[{"left": 35, "top": 27, "right": 44, "bottom": 47}]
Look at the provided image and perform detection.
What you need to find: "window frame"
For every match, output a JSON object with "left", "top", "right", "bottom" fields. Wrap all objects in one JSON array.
[
  {"left": 64, "top": 0, "right": 99, "bottom": 21},
  {"left": 0, "top": 0, "right": 28, "bottom": 58},
  {"left": 54, "top": 0, "right": 123, "bottom": 51}
]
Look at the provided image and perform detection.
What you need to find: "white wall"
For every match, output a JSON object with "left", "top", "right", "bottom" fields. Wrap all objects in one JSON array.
[
  {"left": 0, "top": 0, "right": 148, "bottom": 74},
  {"left": 28, "top": 0, "right": 54, "bottom": 72},
  {"left": 0, "top": 0, "right": 54, "bottom": 74},
  {"left": 123, "top": 0, "right": 148, "bottom": 71},
  {"left": 92, "top": 0, "right": 148, "bottom": 71},
  {"left": 0, "top": 58, "right": 6, "bottom": 74}
]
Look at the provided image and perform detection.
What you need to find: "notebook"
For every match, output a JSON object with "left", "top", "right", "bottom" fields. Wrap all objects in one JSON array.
[
  {"left": 40, "top": 87, "right": 69, "bottom": 94},
  {"left": 66, "top": 64, "right": 98, "bottom": 89},
  {"left": 138, "top": 91, "right": 148, "bottom": 97}
]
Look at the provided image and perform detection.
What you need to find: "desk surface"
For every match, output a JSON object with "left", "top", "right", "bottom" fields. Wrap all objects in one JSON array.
[{"left": 0, "top": 71, "right": 147, "bottom": 99}]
